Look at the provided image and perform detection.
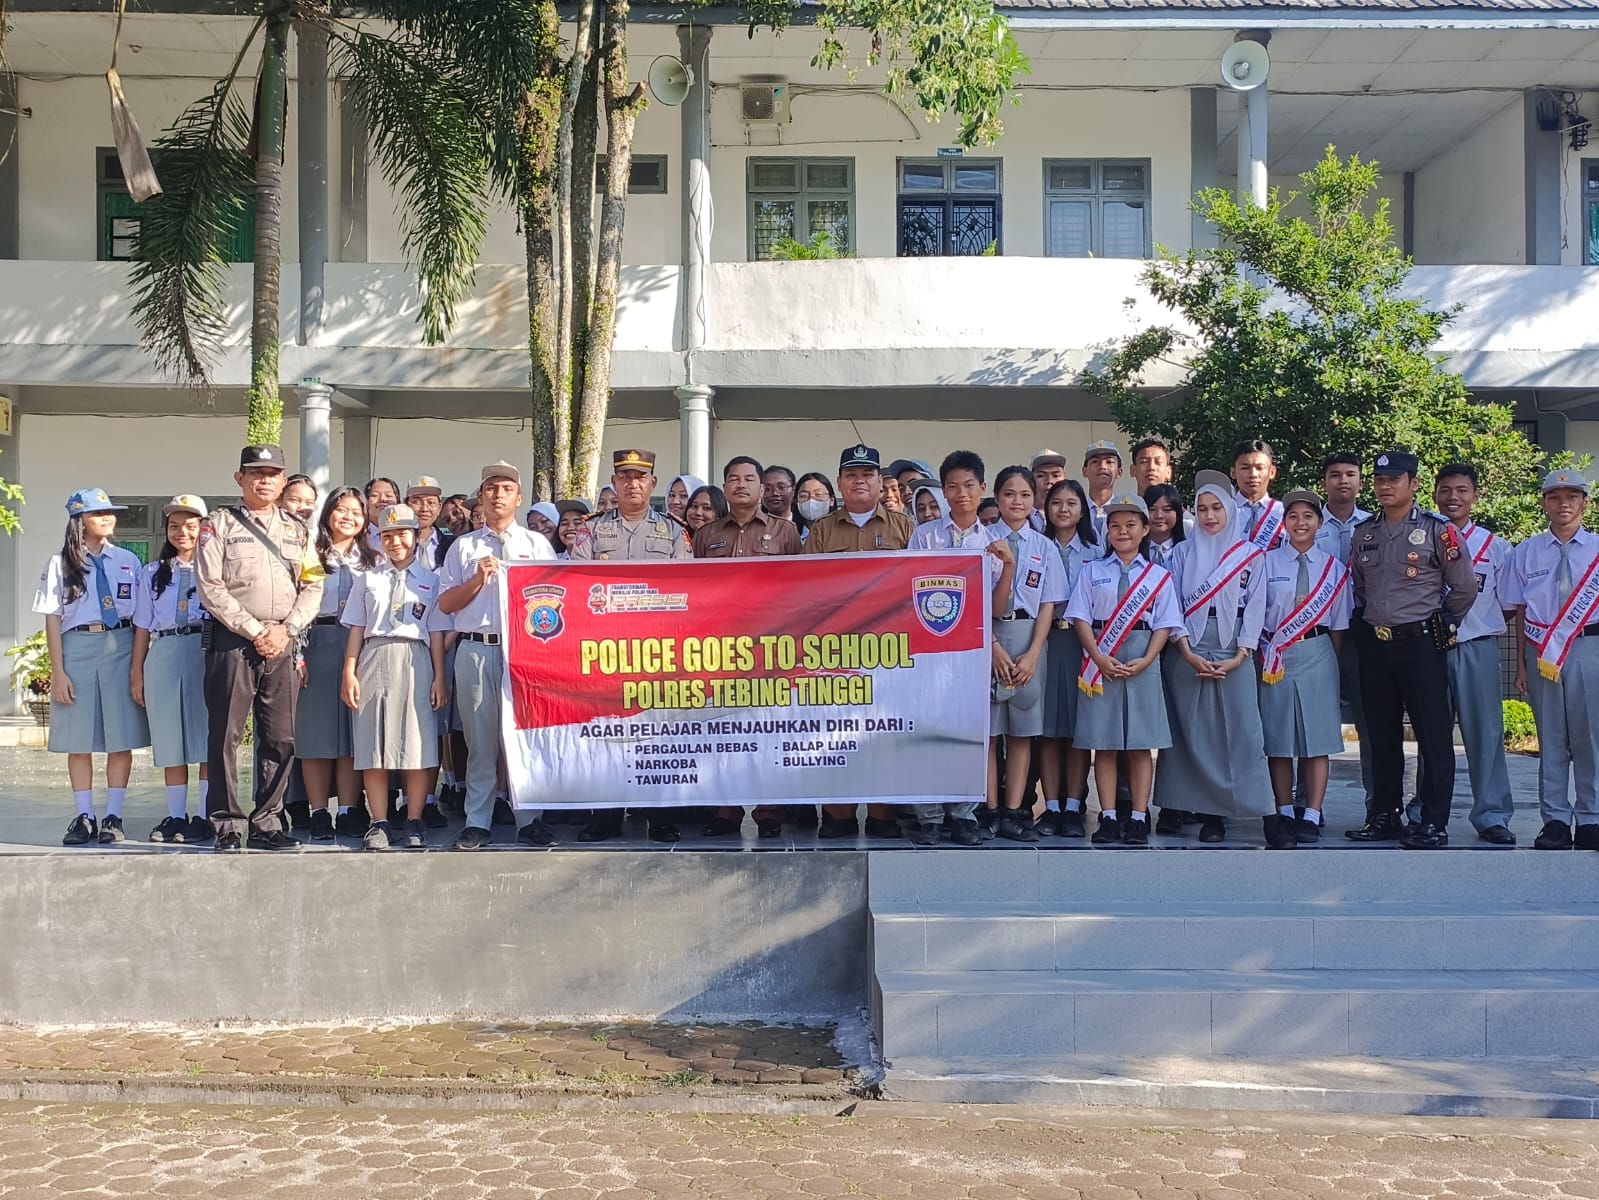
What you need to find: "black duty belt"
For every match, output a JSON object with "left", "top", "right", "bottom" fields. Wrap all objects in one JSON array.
[
  {"left": 66, "top": 619, "right": 130, "bottom": 634},
  {"left": 1370, "top": 620, "right": 1428, "bottom": 642},
  {"left": 459, "top": 632, "right": 502, "bottom": 646},
  {"left": 155, "top": 625, "right": 202, "bottom": 639}
]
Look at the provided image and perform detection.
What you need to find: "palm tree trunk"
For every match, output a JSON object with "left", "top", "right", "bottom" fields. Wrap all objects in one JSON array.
[{"left": 247, "top": 0, "right": 291, "bottom": 447}]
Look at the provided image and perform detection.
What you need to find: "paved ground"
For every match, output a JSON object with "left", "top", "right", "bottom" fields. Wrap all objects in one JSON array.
[{"left": 1, "top": 1101, "right": 1597, "bottom": 1199}]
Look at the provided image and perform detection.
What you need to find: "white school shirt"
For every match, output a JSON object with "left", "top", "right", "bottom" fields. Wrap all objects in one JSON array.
[
  {"left": 1260, "top": 544, "right": 1351, "bottom": 635},
  {"left": 32, "top": 545, "right": 142, "bottom": 629},
  {"left": 316, "top": 549, "right": 366, "bottom": 619},
  {"left": 1315, "top": 504, "right": 1371, "bottom": 564},
  {"left": 1063, "top": 554, "right": 1186, "bottom": 637},
  {"left": 418, "top": 528, "right": 448, "bottom": 572},
  {"left": 133, "top": 558, "right": 208, "bottom": 632},
  {"left": 1165, "top": 538, "right": 1269, "bottom": 651},
  {"left": 1450, "top": 523, "right": 1511, "bottom": 642},
  {"left": 341, "top": 560, "right": 451, "bottom": 642},
  {"left": 438, "top": 523, "right": 556, "bottom": 634},
  {"left": 1148, "top": 537, "right": 1178, "bottom": 569},
  {"left": 991, "top": 524, "right": 1068, "bottom": 619},
  {"left": 1503, "top": 528, "right": 1599, "bottom": 629},
  {"left": 1236, "top": 496, "right": 1286, "bottom": 551}
]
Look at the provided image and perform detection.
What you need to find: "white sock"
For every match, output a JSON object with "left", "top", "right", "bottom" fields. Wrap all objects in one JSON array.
[
  {"left": 1064, "top": 798, "right": 1082, "bottom": 812},
  {"left": 1045, "top": 799, "right": 1060, "bottom": 812},
  {"left": 165, "top": 784, "right": 187, "bottom": 819},
  {"left": 1278, "top": 805, "right": 1296, "bottom": 819},
  {"left": 106, "top": 788, "right": 126, "bottom": 818},
  {"left": 442, "top": 770, "right": 456, "bottom": 786},
  {"left": 1129, "top": 810, "right": 1147, "bottom": 823},
  {"left": 73, "top": 789, "right": 94, "bottom": 818},
  {"left": 198, "top": 779, "right": 209, "bottom": 807},
  {"left": 1303, "top": 808, "right": 1323, "bottom": 825},
  {"left": 425, "top": 793, "right": 437, "bottom": 807},
  {"left": 338, "top": 806, "right": 351, "bottom": 815},
  {"left": 494, "top": 791, "right": 507, "bottom": 802}
]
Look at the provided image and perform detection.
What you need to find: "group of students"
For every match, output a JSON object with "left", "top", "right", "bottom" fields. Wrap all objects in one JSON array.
[{"left": 28, "top": 432, "right": 1599, "bottom": 853}]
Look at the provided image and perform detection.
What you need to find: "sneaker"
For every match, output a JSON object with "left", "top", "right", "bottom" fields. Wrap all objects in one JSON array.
[
  {"left": 284, "top": 799, "right": 311, "bottom": 832},
  {"left": 454, "top": 825, "right": 492, "bottom": 850},
  {"left": 817, "top": 815, "right": 859, "bottom": 839},
  {"left": 949, "top": 819, "right": 983, "bottom": 847},
  {"left": 184, "top": 815, "right": 215, "bottom": 844},
  {"left": 997, "top": 809, "right": 1040, "bottom": 843},
  {"left": 421, "top": 802, "right": 448, "bottom": 829},
  {"left": 864, "top": 816, "right": 902, "bottom": 839},
  {"left": 437, "top": 784, "right": 464, "bottom": 816},
  {"left": 577, "top": 814, "right": 624, "bottom": 842},
  {"left": 700, "top": 816, "right": 743, "bottom": 837},
  {"left": 1035, "top": 810, "right": 1062, "bottom": 838},
  {"left": 96, "top": 815, "right": 126, "bottom": 845},
  {"left": 517, "top": 819, "right": 557, "bottom": 847},
  {"left": 308, "top": 808, "right": 335, "bottom": 841},
  {"left": 149, "top": 816, "right": 188, "bottom": 844},
  {"left": 62, "top": 813, "right": 97, "bottom": 846},
  {"left": 907, "top": 822, "right": 941, "bottom": 847},
  {"left": 247, "top": 830, "right": 302, "bottom": 852},
  {"left": 789, "top": 806, "right": 819, "bottom": 829},
  {"left": 1576, "top": 824, "right": 1599, "bottom": 852},
  {"left": 215, "top": 831, "right": 243, "bottom": 853},
  {"left": 1091, "top": 813, "right": 1121, "bottom": 845},
  {"left": 975, "top": 807, "right": 999, "bottom": 836},
  {"left": 1198, "top": 816, "right": 1227, "bottom": 843},
  {"left": 647, "top": 821, "right": 681, "bottom": 844},
  {"left": 363, "top": 821, "right": 391, "bottom": 851},
  {"left": 334, "top": 808, "right": 370, "bottom": 837},
  {"left": 1058, "top": 808, "right": 1087, "bottom": 839},
  {"left": 1536, "top": 820, "right": 1574, "bottom": 850},
  {"left": 403, "top": 819, "right": 425, "bottom": 849},
  {"left": 1264, "top": 814, "right": 1297, "bottom": 850},
  {"left": 492, "top": 798, "right": 517, "bottom": 826},
  {"left": 1121, "top": 817, "right": 1149, "bottom": 846},
  {"left": 1296, "top": 817, "right": 1322, "bottom": 844},
  {"left": 756, "top": 820, "right": 783, "bottom": 839}
]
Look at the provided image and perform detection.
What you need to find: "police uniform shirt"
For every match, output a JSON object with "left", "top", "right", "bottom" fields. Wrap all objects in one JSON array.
[
  {"left": 195, "top": 504, "right": 322, "bottom": 639},
  {"left": 1261, "top": 544, "right": 1352, "bottom": 635},
  {"left": 341, "top": 560, "right": 452, "bottom": 642},
  {"left": 438, "top": 523, "right": 556, "bottom": 634},
  {"left": 1503, "top": 528, "right": 1599, "bottom": 629},
  {"left": 1063, "top": 554, "right": 1186, "bottom": 636},
  {"left": 1452, "top": 525, "right": 1512, "bottom": 643},
  {"left": 802, "top": 504, "right": 915, "bottom": 554},
  {"left": 33, "top": 545, "right": 142, "bottom": 629},
  {"left": 1350, "top": 506, "right": 1478, "bottom": 627},
  {"left": 692, "top": 509, "right": 802, "bottom": 558},
  {"left": 133, "top": 558, "right": 208, "bottom": 633},
  {"left": 1315, "top": 505, "right": 1372, "bottom": 564},
  {"left": 568, "top": 508, "right": 690, "bottom": 561},
  {"left": 316, "top": 549, "right": 365, "bottom": 619}
]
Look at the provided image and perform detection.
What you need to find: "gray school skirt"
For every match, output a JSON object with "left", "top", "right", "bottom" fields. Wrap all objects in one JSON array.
[
  {"left": 1257, "top": 630, "right": 1344, "bottom": 760},
  {"left": 144, "top": 629, "right": 207, "bottom": 767},
  {"left": 990, "top": 617, "right": 1046, "bottom": 737},
  {"left": 1154, "top": 638, "right": 1273, "bottom": 818},
  {"left": 1072, "top": 628, "right": 1170, "bottom": 751},
  {"left": 353, "top": 637, "right": 439, "bottom": 771},
  {"left": 1041, "top": 621, "right": 1080, "bottom": 739},
  {"left": 50, "top": 626, "right": 150, "bottom": 755},
  {"left": 295, "top": 622, "right": 353, "bottom": 760}
]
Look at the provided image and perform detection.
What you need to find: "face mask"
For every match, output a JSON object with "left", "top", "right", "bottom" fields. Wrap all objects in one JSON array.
[{"left": 797, "top": 499, "right": 831, "bottom": 522}]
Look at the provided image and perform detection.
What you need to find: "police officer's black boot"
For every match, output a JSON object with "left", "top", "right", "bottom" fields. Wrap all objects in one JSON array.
[{"left": 1344, "top": 810, "right": 1404, "bottom": 841}]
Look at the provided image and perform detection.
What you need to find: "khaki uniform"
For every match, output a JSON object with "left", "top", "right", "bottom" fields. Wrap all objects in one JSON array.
[
  {"left": 801, "top": 505, "right": 914, "bottom": 554},
  {"left": 692, "top": 510, "right": 802, "bottom": 558},
  {"left": 195, "top": 503, "right": 323, "bottom": 839},
  {"left": 568, "top": 509, "right": 690, "bottom": 561}
]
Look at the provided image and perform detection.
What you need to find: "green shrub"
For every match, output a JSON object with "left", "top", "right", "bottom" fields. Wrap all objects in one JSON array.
[{"left": 1503, "top": 699, "right": 1537, "bottom": 750}]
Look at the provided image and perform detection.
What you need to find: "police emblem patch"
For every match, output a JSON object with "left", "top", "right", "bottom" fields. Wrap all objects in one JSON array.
[
  {"left": 522, "top": 584, "right": 567, "bottom": 641},
  {"left": 913, "top": 575, "right": 965, "bottom": 637}
]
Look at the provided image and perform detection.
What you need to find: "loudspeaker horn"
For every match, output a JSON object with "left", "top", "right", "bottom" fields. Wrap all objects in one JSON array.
[
  {"left": 1219, "top": 41, "right": 1270, "bottom": 92},
  {"left": 648, "top": 56, "right": 694, "bottom": 106}
]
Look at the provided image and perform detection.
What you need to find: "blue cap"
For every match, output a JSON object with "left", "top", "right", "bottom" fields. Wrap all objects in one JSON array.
[
  {"left": 1373, "top": 450, "right": 1419, "bottom": 477},
  {"left": 839, "top": 444, "right": 881, "bottom": 470},
  {"left": 65, "top": 488, "right": 126, "bottom": 516}
]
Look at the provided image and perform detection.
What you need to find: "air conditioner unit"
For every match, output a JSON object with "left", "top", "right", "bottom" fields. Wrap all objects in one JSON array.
[{"left": 740, "top": 83, "right": 789, "bottom": 125}]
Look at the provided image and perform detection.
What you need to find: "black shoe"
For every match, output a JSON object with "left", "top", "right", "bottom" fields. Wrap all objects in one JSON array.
[
  {"left": 1401, "top": 822, "right": 1449, "bottom": 849},
  {"left": 648, "top": 821, "right": 681, "bottom": 844},
  {"left": 454, "top": 825, "right": 492, "bottom": 850},
  {"left": 362, "top": 821, "right": 391, "bottom": 852},
  {"left": 402, "top": 819, "right": 425, "bottom": 849},
  {"left": 864, "top": 816, "right": 903, "bottom": 839},
  {"left": 62, "top": 813, "right": 97, "bottom": 846},
  {"left": 701, "top": 816, "right": 743, "bottom": 838},
  {"left": 517, "top": 819, "right": 557, "bottom": 847},
  {"left": 1058, "top": 808, "right": 1086, "bottom": 838},
  {"left": 790, "top": 806, "right": 819, "bottom": 829},
  {"left": 421, "top": 803, "right": 448, "bottom": 829},
  {"left": 1121, "top": 817, "right": 1149, "bottom": 846},
  {"left": 308, "top": 808, "right": 335, "bottom": 841},
  {"left": 184, "top": 815, "right": 215, "bottom": 844},
  {"left": 908, "top": 822, "right": 941, "bottom": 847},
  {"left": 1477, "top": 824, "right": 1516, "bottom": 846},
  {"left": 1091, "top": 813, "right": 1121, "bottom": 845},
  {"left": 577, "top": 815, "right": 624, "bottom": 842},
  {"left": 950, "top": 819, "right": 983, "bottom": 846},
  {"left": 1535, "top": 820, "right": 1573, "bottom": 850},
  {"left": 1154, "top": 808, "right": 1185, "bottom": 836},
  {"left": 284, "top": 799, "right": 311, "bottom": 832},
  {"left": 817, "top": 815, "right": 859, "bottom": 839},
  {"left": 975, "top": 807, "right": 999, "bottom": 835},
  {"left": 1035, "top": 811, "right": 1062, "bottom": 838},
  {"left": 1296, "top": 817, "right": 1322, "bottom": 844},
  {"left": 492, "top": 798, "right": 516, "bottom": 826},
  {"left": 997, "top": 809, "right": 1040, "bottom": 843},
  {"left": 1264, "top": 814, "right": 1297, "bottom": 850},
  {"left": 437, "top": 784, "right": 464, "bottom": 816},
  {"left": 96, "top": 814, "right": 125, "bottom": 845},
  {"left": 1345, "top": 812, "right": 1405, "bottom": 842},
  {"left": 1198, "top": 816, "right": 1226, "bottom": 844},
  {"left": 150, "top": 816, "right": 188, "bottom": 844},
  {"left": 334, "top": 808, "right": 370, "bottom": 837},
  {"left": 1576, "top": 824, "right": 1599, "bottom": 851},
  {"left": 756, "top": 820, "right": 783, "bottom": 839},
  {"left": 248, "top": 830, "right": 302, "bottom": 852},
  {"left": 215, "top": 831, "right": 243, "bottom": 853}
]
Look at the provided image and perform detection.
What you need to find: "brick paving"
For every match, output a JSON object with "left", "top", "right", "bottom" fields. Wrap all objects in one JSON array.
[
  {"left": 1, "top": 1101, "right": 1597, "bottom": 1199},
  {"left": 0, "top": 1024, "right": 848, "bottom": 1091}
]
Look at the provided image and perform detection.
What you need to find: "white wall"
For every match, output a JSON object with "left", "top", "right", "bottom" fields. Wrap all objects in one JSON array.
[{"left": 1413, "top": 98, "right": 1525, "bottom": 266}]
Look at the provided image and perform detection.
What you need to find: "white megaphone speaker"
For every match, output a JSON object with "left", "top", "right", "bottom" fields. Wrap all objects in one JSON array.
[
  {"left": 648, "top": 56, "right": 694, "bottom": 106},
  {"left": 1219, "top": 41, "right": 1270, "bottom": 92}
]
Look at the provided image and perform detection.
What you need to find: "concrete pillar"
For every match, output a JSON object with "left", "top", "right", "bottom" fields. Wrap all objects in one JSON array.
[
  {"left": 337, "top": 84, "right": 369, "bottom": 262},
  {"left": 0, "top": 75, "right": 19, "bottom": 259},
  {"left": 297, "top": 24, "right": 330, "bottom": 342},
  {"left": 1189, "top": 88, "right": 1219, "bottom": 249},
  {"left": 675, "top": 383, "right": 714, "bottom": 483},
  {"left": 343, "top": 415, "right": 373, "bottom": 487},
  {"left": 677, "top": 24, "right": 714, "bottom": 479},
  {"left": 1524, "top": 91, "right": 1562, "bottom": 265},
  {"left": 1237, "top": 84, "right": 1268, "bottom": 210},
  {"left": 297, "top": 379, "right": 333, "bottom": 500},
  {"left": 0, "top": 399, "right": 20, "bottom": 654}
]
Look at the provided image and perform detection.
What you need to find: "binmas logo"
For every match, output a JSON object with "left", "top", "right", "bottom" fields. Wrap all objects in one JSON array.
[
  {"left": 522, "top": 584, "right": 567, "bottom": 642},
  {"left": 912, "top": 575, "right": 964, "bottom": 637}
]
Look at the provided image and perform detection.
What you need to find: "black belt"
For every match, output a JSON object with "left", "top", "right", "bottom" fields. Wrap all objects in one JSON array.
[
  {"left": 997, "top": 610, "right": 1035, "bottom": 623},
  {"left": 312, "top": 615, "right": 342, "bottom": 626},
  {"left": 154, "top": 625, "right": 201, "bottom": 639},
  {"left": 1093, "top": 620, "right": 1150, "bottom": 633},
  {"left": 1369, "top": 619, "right": 1429, "bottom": 642},
  {"left": 459, "top": 632, "right": 502, "bottom": 646},
  {"left": 1582, "top": 625, "right": 1599, "bottom": 639},
  {"left": 66, "top": 619, "right": 129, "bottom": 633}
]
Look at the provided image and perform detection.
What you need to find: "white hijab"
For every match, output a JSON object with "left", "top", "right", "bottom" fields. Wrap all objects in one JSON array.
[
  {"left": 670, "top": 474, "right": 706, "bottom": 511},
  {"left": 1183, "top": 475, "right": 1242, "bottom": 639}
]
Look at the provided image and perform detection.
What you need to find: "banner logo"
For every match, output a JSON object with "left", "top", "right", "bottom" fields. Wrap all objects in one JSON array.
[
  {"left": 912, "top": 575, "right": 965, "bottom": 637},
  {"left": 523, "top": 584, "right": 567, "bottom": 641}
]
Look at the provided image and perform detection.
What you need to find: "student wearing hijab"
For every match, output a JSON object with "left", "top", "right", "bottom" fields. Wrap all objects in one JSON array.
[
  {"left": 666, "top": 474, "right": 707, "bottom": 524},
  {"left": 1155, "top": 470, "right": 1285, "bottom": 847},
  {"left": 911, "top": 484, "right": 950, "bottom": 526},
  {"left": 597, "top": 485, "right": 619, "bottom": 514},
  {"left": 1038, "top": 478, "right": 1097, "bottom": 837}
]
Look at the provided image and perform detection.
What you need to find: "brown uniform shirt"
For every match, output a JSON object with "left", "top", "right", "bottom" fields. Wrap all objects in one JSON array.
[
  {"left": 1351, "top": 505, "right": 1479, "bottom": 627},
  {"left": 567, "top": 508, "right": 691, "bottom": 561},
  {"left": 692, "top": 509, "right": 802, "bottom": 558},
  {"left": 801, "top": 505, "right": 915, "bottom": 554},
  {"left": 195, "top": 504, "right": 324, "bottom": 639}
]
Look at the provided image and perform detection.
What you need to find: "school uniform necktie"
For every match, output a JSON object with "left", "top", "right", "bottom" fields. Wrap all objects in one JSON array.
[
  {"left": 176, "top": 565, "right": 193, "bottom": 623},
  {"left": 1338, "top": 524, "right": 1353, "bottom": 563},
  {"left": 389, "top": 570, "right": 408, "bottom": 629},
  {"left": 90, "top": 552, "right": 115, "bottom": 614},
  {"left": 1117, "top": 562, "right": 1132, "bottom": 601},
  {"left": 1295, "top": 552, "right": 1311, "bottom": 604},
  {"left": 1003, "top": 531, "right": 1022, "bottom": 618},
  {"left": 1558, "top": 541, "right": 1574, "bottom": 602}
]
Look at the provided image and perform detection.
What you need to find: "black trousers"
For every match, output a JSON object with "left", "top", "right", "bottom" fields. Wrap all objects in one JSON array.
[
  {"left": 1356, "top": 626, "right": 1456, "bottom": 828},
  {"left": 205, "top": 626, "right": 297, "bottom": 837}
]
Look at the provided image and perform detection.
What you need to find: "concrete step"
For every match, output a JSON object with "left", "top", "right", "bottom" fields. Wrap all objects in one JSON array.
[
  {"left": 872, "top": 902, "right": 1599, "bottom": 973},
  {"left": 873, "top": 968, "right": 1599, "bottom": 1060}
]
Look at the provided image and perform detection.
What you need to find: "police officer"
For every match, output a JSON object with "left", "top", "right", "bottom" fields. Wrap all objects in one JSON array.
[
  {"left": 1345, "top": 451, "right": 1478, "bottom": 848},
  {"left": 195, "top": 445, "right": 324, "bottom": 851},
  {"left": 569, "top": 448, "right": 691, "bottom": 844}
]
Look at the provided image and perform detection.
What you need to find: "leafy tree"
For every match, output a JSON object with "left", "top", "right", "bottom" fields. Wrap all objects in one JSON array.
[{"left": 1081, "top": 149, "right": 1571, "bottom": 542}]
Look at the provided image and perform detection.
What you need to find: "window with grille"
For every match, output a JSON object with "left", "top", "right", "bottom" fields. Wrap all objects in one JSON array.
[
  {"left": 595, "top": 154, "right": 669, "bottom": 194},
  {"left": 1043, "top": 159, "right": 1152, "bottom": 259},
  {"left": 96, "top": 148, "right": 255, "bottom": 263},
  {"left": 896, "top": 158, "right": 1001, "bottom": 257},
  {"left": 1586, "top": 160, "right": 1598, "bottom": 266},
  {"left": 746, "top": 158, "right": 854, "bottom": 259}
]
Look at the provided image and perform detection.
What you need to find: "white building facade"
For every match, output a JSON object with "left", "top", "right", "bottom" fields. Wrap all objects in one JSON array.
[{"left": 2, "top": 0, "right": 1599, "bottom": 674}]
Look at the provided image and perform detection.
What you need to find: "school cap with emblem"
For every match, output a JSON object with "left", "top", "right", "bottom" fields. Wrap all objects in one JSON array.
[
  {"left": 65, "top": 487, "right": 127, "bottom": 516},
  {"left": 480, "top": 460, "right": 520, "bottom": 486},
  {"left": 1101, "top": 494, "right": 1149, "bottom": 520},
  {"left": 555, "top": 498, "right": 593, "bottom": 517},
  {"left": 1541, "top": 468, "right": 1592, "bottom": 495},
  {"left": 239, "top": 444, "right": 287, "bottom": 471},
  {"left": 377, "top": 503, "right": 420, "bottom": 531},
  {"left": 1372, "top": 450, "right": 1419, "bottom": 477},
  {"left": 162, "top": 494, "right": 207, "bottom": 519},
  {"left": 1083, "top": 439, "right": 1122, "bottom": 464},
  {"left": 1282, "top": 489, "right": 1323, "bottom": 514},
  {"left": 613, "top": 449, "right": 657, "bottom": 472},
  {"left": 406, "top": 475, "right": 442, "bottom": 498},
  {"left": 1193, "top": 468, "right": 1232, "bottom": 494},
  {"left": 839, "top": 443, "right": 881, "bottom": 470},
  {"left": 1031, "top": 449, "right": 1068, "bottom": 470}
]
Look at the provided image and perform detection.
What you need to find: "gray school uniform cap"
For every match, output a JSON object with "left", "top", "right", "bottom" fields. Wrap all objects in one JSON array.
[
  {"left": 377, "top": 503, "right": 420, "bottom": 532},
  {"left": 1281, "top": 489, "right": 1323, "bottom": 514},
  {"left": 1541, "top": 468, "right": 1591, "bottom": 495},
  {"left": 1101, "top": 494, "right": 1149, "bottom": 521}
]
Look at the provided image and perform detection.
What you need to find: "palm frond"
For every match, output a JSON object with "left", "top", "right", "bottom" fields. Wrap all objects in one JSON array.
[
  {"left": 333, "top": 30, "right": 491, "bottom": 344},
  {"left": 128, "top": 81, "right": 254, "bottom": 389}
]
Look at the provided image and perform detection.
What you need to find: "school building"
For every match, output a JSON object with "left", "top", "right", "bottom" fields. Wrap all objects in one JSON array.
[{"left": 1, "top": 0, "right": 1598, "bottom": 689}]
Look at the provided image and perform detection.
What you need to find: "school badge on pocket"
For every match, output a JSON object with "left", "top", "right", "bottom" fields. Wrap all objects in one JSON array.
[
  {"left": 912, "top": 576, "right": 964, "bottom": 637},
  {"left": 522, "top": 584, "right": 567, "bottom": 642}
]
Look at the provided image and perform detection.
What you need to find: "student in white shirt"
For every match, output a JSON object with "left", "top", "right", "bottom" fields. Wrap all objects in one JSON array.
[{"left": 1037, "top": 478, "right": 1098, "bottom": 837}]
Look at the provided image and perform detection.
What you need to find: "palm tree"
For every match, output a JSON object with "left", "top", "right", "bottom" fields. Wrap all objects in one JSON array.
[{"left": 131, "top": 0, "right": 543, "bottom": 445}]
